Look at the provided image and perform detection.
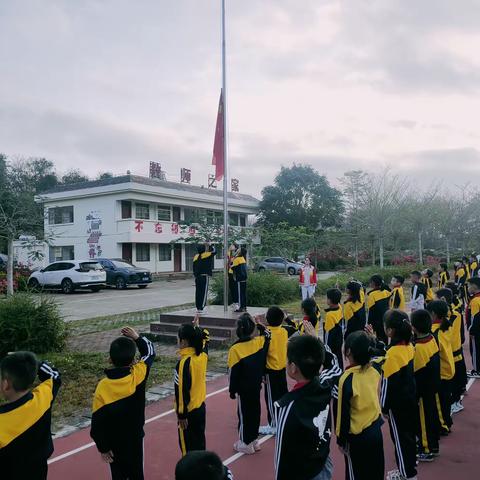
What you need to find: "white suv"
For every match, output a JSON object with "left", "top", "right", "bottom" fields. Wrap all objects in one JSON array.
[{"left": 28, "top": 260, "right": 106, "bottom": 294}]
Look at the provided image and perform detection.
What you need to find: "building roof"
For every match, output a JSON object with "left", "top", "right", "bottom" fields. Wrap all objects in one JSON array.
[{"left": 39, "top": 174, "right": 259, "bottom": 203}]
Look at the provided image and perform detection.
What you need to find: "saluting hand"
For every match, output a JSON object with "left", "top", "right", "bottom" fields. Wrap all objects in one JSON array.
[
  {"left": 303, "top": 320, "right": 317, "bottom": 337},
  {"left": 101, "top": 451, "right": 114, "bottom": 464},
  {"left": 121, "top": 326, "right": 140, "bottom": 340}
]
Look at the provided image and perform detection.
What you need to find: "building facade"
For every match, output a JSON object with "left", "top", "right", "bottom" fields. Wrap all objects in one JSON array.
[{"left": 36, "top": 175, "right": 259, "bottom": 273}]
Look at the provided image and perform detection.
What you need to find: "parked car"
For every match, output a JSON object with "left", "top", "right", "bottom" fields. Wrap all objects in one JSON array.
[
  {"left": 97, "top": 258, "right": 152, "bottom": 289},
  {"left": 255, "top": 257, "right": 303, "bottom": 275},
  {"left": 28, "top": 260, "right": 106, "bottom": 293}
]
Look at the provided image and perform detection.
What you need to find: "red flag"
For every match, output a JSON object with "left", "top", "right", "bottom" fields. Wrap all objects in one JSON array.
[{"left": 212, "top": 90, "right": 224, "bottom": 181}]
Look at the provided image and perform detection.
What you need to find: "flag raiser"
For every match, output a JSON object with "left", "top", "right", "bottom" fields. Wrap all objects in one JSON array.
[{"left": 212, "top": 89, "right": 225, "bottom": 181}]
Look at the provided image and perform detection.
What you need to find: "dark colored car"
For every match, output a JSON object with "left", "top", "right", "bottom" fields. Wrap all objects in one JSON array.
[{"left": 97, "top": 258, "right": 152, "bottom": 289}]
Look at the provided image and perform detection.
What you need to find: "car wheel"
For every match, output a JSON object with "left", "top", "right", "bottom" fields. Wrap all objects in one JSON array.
[
  {"left": 115, "top": 277, "right": 127, "bottom": 289},
  {"left": 61, "top": 278, "right": 75, "bottom": 294},
  {"left": 287, "top": 267, "right": 296, "bottom": 275},
  {"left": 28, "top": 278, "right": 41, "bottom": 292},
  {"left": 90, "top": 286, "right": 101, "bottom": 293},
  {"left": 138, "top": 285, "right": 148, "bottom": 289},
  {"left": 258, "top": 267, "right": 266, "bottom": 272}
]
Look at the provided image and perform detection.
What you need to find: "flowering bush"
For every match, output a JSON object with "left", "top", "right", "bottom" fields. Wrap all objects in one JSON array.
[
  {"left": 391, "top": 255, "right": 417, "bottom": 266},
  {"left": 0, "top": 267, "right": 32, "bottom": 294}
]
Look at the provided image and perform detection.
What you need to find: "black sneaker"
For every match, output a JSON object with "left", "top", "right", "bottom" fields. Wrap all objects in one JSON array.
[
  {"left": 418, "top": 453, "right": 435, "bottom": 462},
  {"left": 467, "top": 370, "right": 480, "bottom": 379}
]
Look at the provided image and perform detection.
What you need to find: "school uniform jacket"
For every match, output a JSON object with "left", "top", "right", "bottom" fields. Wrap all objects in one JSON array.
[
  {"left": 380, "top": 342, "right": 416, "bottom": 413},
  {"left": 324, "top": 306, "right": 343, "bottom": 354},
  {"left": 455, "top": 267, "right": 467, "bottom": 288},
  {"left": 389, "top": 286, "right": 406, "bottom": 310},
  {"left": 438, "top": 271, "right": 450, "bottom": 288},
  {"left": 228, "top": 329, "right": 271, "bottom": 396},
  {"left": 175, "top": 330, "right": 210, "bottom": 419},
  {"left": 466, "top": 293, "right": 480, "bottom": 336},
  {"left": 266, "top": 326, "right": 288, "bottom": 372},
  {"left": 299, "top": 267, "right": 317, "bottom": 286},
  {"left": 367, "top": 287, "right": 391, "bottom": 325},
  {"left": 275, "top": 350, "right": 342, "bottom": 480},
  {"left": 193, "top": 246, "right": 216, "bottom": 277},
  {"left": 0, "top": 362, "right": 61, "bottom": 474},
  {"left": 343, "top": 299, "right": 366, "bottom": 336},
  {"left": 471, "top": 261, "right": 479, "bottom": 278},
  {"left": 284, "top": 313, "right": 321, "bottom": 337},
  {"left": 231, "top": 256, "right": 247, "bottom": 282},
  {"left": 449, "top": 307, "right": 465, "bottom": 362},
  {"left": 336, "top": 363, "right": 382, "bottom": 447},
  {"left": 410, "top": 282, "right": 427, "bottom": 310},
  {"left": 431, "top": 322, "right": 455, "bottom": 381},
  {"left": 421, "top": 277, "right": 434, "bottom": 302},
  {"left": 413, "top": 334, "right": 440, "bottom": 399},
  {"left": 90, "top": 337, "right": 156, "bottom": 453}
]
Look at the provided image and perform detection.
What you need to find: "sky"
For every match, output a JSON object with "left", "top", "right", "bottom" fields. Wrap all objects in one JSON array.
[{"left": 1, "top": 0, "right": 480, "bottom": 197}]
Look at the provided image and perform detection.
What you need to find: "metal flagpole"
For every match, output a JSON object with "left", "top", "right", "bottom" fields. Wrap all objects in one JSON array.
[{"left": 221, "top": 0, "right": 229, "bottom": 313}]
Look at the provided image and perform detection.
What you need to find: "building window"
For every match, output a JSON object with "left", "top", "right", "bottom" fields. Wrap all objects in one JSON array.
[
  {"left": 121, "top": 201, "right": 132, "bottom": 219},
  {"left": 49, "top": 245, "right": 74, "bottom": 262},
  {"left": 229, "top": 213, "right": 239, "bottom": 226},
  {"left": 215, "top": 245, "right": 224, "bottom": 260},
  {"left": 135, "top": 203, "right": 150, "bottom": 220},
  {"left": 48, "top": 206, "right": 74, "bottom": 225},
  {"left": 157, "top": 205, "right": 171, "bottom": 222},
  {"left": 136, "top": 243, "right": 150, "bottom": 262},
  {"left": 158, "top": 244, "right": 172, "bottom": 261},
  {"left": 239, "top": 214, "right": 246, "bottom": 227}
]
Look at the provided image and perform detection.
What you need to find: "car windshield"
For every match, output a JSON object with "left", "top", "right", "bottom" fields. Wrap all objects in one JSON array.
[
  {"left": 112, "top": 260, "right": 135, "bottom": 269},
  {"left": 79, "top": 262, "right": 103, "bottom": 271}
]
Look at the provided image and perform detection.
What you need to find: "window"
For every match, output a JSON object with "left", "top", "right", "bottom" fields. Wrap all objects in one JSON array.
[
  {"left": 49, "top": 246, "right": 74, "bottom": 262},
  {"left": 136, "top": 244, "right": 150, "bottom": 262},
  {"left": 48, "top": 206, "right": 74, "bottom": 225},
  {"left": 239, "top": 215, "right": 246, "bottom": 227},
  {"left": 157, "top": 205, "right": 171, "bottom": 222},
  {"left": 135, "top": 203, "right": 150, "bottom": 220},
  {"left": 158, "top": 244, "right": 172, "bottom": 261},
  {"left": 215, "top": 245, "right": 224, "bottom": 260},
  {"left": 229, "top": 213, "right": 239, "bottom": 226},
  {"left": 121, "top": 201, "right": 132, "bottom": 219}
]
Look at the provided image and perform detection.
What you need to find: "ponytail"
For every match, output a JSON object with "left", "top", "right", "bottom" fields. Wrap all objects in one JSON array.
[
  {"left": 301, "top": 297, "right": 319, "bottom": 328},
  {"left": 370, "top": 274, "right": 390, "bottom": 292},
  {"left": 236, "top": 313, "right": 255, "bottom": 340},
  {"left": 344, "top": 331, "right": 379, "bottom": 366},
  {"left": 384, "top": 309, "right": 412, "bottom": 343},
  {"left": 178, "top": 324, "right": 204, "bottom": 355},
  {"left": 347, "top": 281, "right": 362, "bottom": 304}
]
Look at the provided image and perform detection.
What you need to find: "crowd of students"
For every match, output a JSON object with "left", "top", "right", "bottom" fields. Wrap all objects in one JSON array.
[{"left": 1, "top": 257, "right": 480, "bottom": 480}]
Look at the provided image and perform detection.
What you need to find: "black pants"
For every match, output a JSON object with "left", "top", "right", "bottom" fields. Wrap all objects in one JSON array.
[
  {"left": 470, "top": 334, "right": 480, "bottom": 371},
  {"left": 237, "top": 390, "right": 261, "bottom": 445},
  {"left": 437, "top": 380, "right": 452, "bottom": 430},
  {"left": 13, "top": 461, "right": 48, "bottom": 480},
  {"left": 178, "top": 403, "right": 206, "bottom": 456},
  {"left": 110, "top": 437, "right": 144, "bottom": 480},
  {"left": 417, "top": 393, "right": 440, "bottom": 454},
  {"left": 264, "top": 369, "right": 288, "bottom": 427},
  {"left": 452, "top": 356, "right": 468, "bottom": 402},
  {"left": 195, "top": 275, "right": 209, "bottom": 310},
  {"left": 229, "top": 273, "right": 238, "bottom": 304},
  {"left": 388, "top": 408, "right": 417, "bottom": 479},
  {"left": 345, "top": 418, "right": 384, "bottom": 480},
  {"left": 237, "top": 281, "right": 247, "bottom": 310}
]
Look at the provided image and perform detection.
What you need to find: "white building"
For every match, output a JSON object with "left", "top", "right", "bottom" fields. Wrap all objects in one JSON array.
[{"left": 35, "top": 174, "right": 259, "bottom": 273}]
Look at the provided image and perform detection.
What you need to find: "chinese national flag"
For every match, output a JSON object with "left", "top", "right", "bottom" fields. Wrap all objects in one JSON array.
[{"left": 212, "top": 90, "right": 224, "bottom": 181}]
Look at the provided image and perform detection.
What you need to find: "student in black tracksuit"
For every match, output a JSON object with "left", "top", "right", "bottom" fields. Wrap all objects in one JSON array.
[
  {"left": 275, "top": 335, "right": 342, "bottom": 480},
  {"left": 344, "top": 281, "right": 366, "bottom": 339},
  {"left": 381, "top": 310, "right": 417, "bottom": 480},
  {"left": 410, "top": 270, "right": 427, "bottom": 312},
  {"left": 175, "top": 320, "right": 210, "bottom": 455},
  {"left": 228, "top": 243, "right": 239, "bottom": 307},
  {"left": 411, "top": 309, "right": 441, "bottom": 461},
  {"left": 232, "top": 247, "right": 248, "bottom": 313},
  {"left": 337, "top": 331, "right": 385, "bottom": 480},
  {"left": 438, "top": 263, "right": 450, "bottom": 288},
  {"left": 228, "top": 314, "right": 271, "bottom": 454},
  {"left": 367, "top": 275, "right": 391, "bottom": 344},
  {"left": 324, "top": 288, "right": 344, "bottom": 370},
  {"left": 193, "top": 243, "right": 216, "bottom": 313},
  {"left": 175, "top": 451, "right": 234, "bottom": 480},
  {"left": 0, "top": 352, "right": 61, "bottom": 480},
  {"left": 91, "top": 327, "right": 156, "bottom": 480}
]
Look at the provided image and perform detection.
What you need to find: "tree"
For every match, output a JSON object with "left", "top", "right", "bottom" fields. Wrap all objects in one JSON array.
[
  {"left": 97, "top": 172, "right": 114, "bottom": 180},
  {"left": 61, "top": 169, "right": 89, "bottom": 184},
  {"left": 258, "top": 164, "right": 344, "bottom": 229}
]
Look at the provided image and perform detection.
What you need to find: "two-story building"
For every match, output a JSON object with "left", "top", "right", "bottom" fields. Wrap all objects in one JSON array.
[{"left": 35, "top": 174, "right": 259, "bottom": 273}]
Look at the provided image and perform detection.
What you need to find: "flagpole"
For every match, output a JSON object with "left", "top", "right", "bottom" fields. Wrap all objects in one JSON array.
[{"left": 221, "top": 0, "right": 229, "bottom": 314}]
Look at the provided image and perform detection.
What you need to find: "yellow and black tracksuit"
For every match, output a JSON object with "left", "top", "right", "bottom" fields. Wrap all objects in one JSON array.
[
  {"left": 324, "top": 306, "right": 344, "bottom": 369},
  {"left": 228, "top": 329, "right": 271, "bottom": 445},
  {"left": 232, "top": 255, "right": 248, "bottom": 311},
  {"left": 466, "top": 293, "right": 480, "bottom": 372},
  {"left": 450, "top": 306, "right": 467, "bottom": 403},
  {"left": 431, "top": 321, "right": 455, "bottom": 434},
  {"left": 438, "top": 270, "right": 450, "bottom": 288},
  {"left": 413, "top": 334, "right": 441, "bottom": 455},
  {"left": 381, "top": 342, "right": 417, "bottom": 480},
  {"left": 421, "top": 277, "right": 434, "bottom": 304},
  {"left": 175, "top": 329, "right": 210, "bottom": 455},
  {"left": 471, "top": 260, "right": 479, "bottom": 278},
  {"left": 343, "top": 299, "right": 366, "bottom": 339},
  {"left": 336, "top": 364, "right": 384, "bottom": 480},
  {"left": 91, "top": 336, "right": 155, "bottom": 480},
  {"left": 367, "top": 288, "right": 391, "bottom": 343},
  {"left": 193, "top": 246, "right": 216, "bottom": 311},
  {"left": 389, "top": 286, "right": 406, "bottom": 311},
  {"left": 264, "top": 326, "right": 289, "bottom": 428},
  {"left": 0, "top": 362, "right": 61, "bottom": 480},
  {"left": 284, "top": 311, "right": 321, "bottom": 337},
  {"left": 455, "top": 266, "right": 468, "bottom": 300}
]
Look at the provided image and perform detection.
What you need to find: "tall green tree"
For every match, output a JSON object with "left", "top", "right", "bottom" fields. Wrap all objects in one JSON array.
[
  {"left": 258, "top": 164, "right": 344, "bottom": 229},
  {"left": 61, "top": 169, "right": 89, "bottom": 184}
]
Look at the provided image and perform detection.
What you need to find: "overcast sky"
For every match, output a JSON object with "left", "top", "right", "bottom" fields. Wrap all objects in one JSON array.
[{"left": 2, "top": 0, "right": 480, "bottom": 197}]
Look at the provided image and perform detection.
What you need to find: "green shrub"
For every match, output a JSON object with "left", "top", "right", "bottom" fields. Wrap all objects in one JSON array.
[
  {"left": 210, "top": 271, "right": 299, "bottom": 307},
  {"left": 0, "top": 294, "right": 68, "bottom": 357}
]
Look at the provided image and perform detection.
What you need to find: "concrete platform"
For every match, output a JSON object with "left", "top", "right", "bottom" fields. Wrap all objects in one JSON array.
[{"left": 150, "top": 305, "right": 267, "bottom": 347}]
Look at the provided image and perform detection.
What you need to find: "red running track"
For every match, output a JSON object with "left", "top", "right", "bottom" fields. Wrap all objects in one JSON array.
[{"left": 48, "top": 377, "right": 479, "bottom": 480}]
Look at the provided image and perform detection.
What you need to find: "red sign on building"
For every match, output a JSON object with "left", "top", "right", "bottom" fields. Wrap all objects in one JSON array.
[{"left": 134, "top": 220, "right": 144, "bottom": 232}]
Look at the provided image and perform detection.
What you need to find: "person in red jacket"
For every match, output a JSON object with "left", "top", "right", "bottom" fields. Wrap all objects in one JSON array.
[{"left": 299, "top": 257, "right": 317, "bottom": 300}]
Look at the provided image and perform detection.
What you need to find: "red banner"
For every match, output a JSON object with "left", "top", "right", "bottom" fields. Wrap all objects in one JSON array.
[{"left": 212, "top": 90, "right": 224, "bottom": 181}]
